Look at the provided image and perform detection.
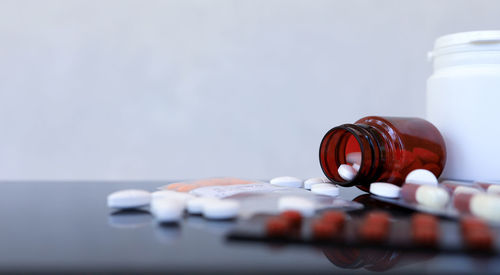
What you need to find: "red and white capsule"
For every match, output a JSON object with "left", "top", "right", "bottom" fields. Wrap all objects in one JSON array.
[{"left": 401, "top": 183, "right": 450, "bottom": 209}]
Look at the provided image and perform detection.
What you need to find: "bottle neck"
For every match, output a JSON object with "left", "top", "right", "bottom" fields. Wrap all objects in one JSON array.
[
  {"left": 432, "top": 51, "right": 500, "bottom": 71},
  {"left": 319, "top": 124, "right": 386, "bottom": 188}
]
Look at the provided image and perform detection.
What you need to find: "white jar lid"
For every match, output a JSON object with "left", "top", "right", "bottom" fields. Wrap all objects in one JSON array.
[{"left": 429, "top": 30, "right": 500, "bottom": 60}]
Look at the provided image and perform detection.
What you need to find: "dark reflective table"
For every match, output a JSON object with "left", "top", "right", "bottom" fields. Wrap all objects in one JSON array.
[{"left": 0, "top": 181, "right": 498, "bottom": 273}]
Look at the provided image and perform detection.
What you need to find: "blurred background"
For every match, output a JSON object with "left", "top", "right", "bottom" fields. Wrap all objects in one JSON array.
[{"left": 0, "top": 0, "right": 498, "bottom": 180}]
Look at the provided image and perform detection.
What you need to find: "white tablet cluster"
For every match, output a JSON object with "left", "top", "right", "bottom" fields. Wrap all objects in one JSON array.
[
  {"left": 107, "top": 189, "right": 240, "bottom": 223},
  {"left": 270, "top": 176, "right": 340, "bottom": 197},
  {"left": 369, "top": 169, "right": 442, "bottom": 201}
]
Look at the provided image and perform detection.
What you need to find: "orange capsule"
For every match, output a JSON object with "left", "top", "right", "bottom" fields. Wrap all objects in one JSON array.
[
  {"left": 463, "top": 230, "right": 494, "bottom": 251},
  {"left": 279, "top": 210, "right": 302, "bottom": 228},
  {"left": 266, "top": 218, "right": 290, "bottom": 238},
  {"left": 358, "top": 211, "right": 391, "bottom": 242},
  {"left": 321, "top": 211, "right": 346, "bottom": 228},
  {"left": 312, "top": 220, "right": 338, "bottom": 240}
]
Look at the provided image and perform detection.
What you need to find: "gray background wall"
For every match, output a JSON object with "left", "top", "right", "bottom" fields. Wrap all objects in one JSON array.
[{"left": 0, "top": 0, "right": 498, "bottom": 180}]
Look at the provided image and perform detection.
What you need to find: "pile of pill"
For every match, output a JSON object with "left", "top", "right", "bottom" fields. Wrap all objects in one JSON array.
[
  {"left": 107, "top": 189, "right": 240, "bottom": 223},
  {"left": 366, "top": 168, "right": 500, "bottom": 223},
  {"left": 367, "top": 167, "right": 447, "bottom": 204},
  {"left": 108, "top": 176, "right": 343, "bottom": 226},
  {"left": 335, "top": 149, "right": 456, "bottom": 212},
  {"left": 337, "top": 152, "right": 362, "bottom": 181},
  {"left": 336, "top": 147, "right": 442, "bottom": 183},
  {"left": 396, "top": 148, "right": 442, "bottom": 177}
]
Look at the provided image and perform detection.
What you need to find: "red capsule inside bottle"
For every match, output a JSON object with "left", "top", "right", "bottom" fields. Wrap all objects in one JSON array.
[{"left": 319, "top": 116, "right": 446, "bottom": 191}]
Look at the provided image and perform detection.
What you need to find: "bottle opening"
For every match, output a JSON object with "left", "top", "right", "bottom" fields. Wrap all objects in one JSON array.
[{"left": 319, "top": 124, "right": 372, "bottom": 187}]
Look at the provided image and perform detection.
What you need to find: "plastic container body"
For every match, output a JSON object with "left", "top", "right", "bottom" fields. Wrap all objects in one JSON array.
[
  {"left": 319, "top": 116, "right": 446, "bottom": 190},
  {"left": 427, "top": 31, "right": 500, "bottom": 181}
]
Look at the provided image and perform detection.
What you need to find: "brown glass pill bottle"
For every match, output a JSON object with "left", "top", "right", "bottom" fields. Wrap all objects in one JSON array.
[{"left": 319, "top": 116, "right": 446, "bottom": 191}]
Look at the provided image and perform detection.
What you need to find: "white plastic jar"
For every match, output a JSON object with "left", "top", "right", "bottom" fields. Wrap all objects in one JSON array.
[{"left": 427, "top": 30, "right": 500, "bottom": 181}]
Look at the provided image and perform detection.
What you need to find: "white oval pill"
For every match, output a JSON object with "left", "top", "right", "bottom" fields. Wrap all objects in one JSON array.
[
  {"left": 270, "top": 176, "right": 303, "bottom": 188},
  {"left": 415, "top": 185, "right": 449, "bottom": 208},
  {"left": 405, "top": 169, "right": 438, "bottom": 186},
  {"left": 151, "top": 200, "right": 184, "bottom": 223},
  {"left": 311, "top": 183, "right": 339, "bottom": 197},
  {"left": 187, "top": 197, "right": 219, "bottom": 215},
  {"left": 370, "top": 182, "right": 401, "bottom": 198},
  {"left": 487, "top": 184, "right": 500, "bottom": 195},
  {"left": 338, "top": 164, "right": 357, "bottom": 181},
  {"left": 304, "top": 177, "right": 331, "bottom": 190},
  {"left": 470, "top": 194, "right": 500, "bottom": 223},
  {"left": 107, "top": 189, "right": 151, "bottom": 209},
  {"left": 346, "top": 152, "right": 362, "bottom": 164},
  {"left": 152, "top": 190, "right": 195, "bottom": 203},
  {"left": 202, "top": 200, "right": 240, "bottom": 220},
  {"left": 278, "top": 196, "right": 315, "bottom": 217}
]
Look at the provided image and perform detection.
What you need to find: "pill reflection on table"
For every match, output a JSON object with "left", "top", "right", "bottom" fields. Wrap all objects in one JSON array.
[
  {"left": 154, "top": 223, "right": 182, "bottom": 245},
  {"left": 108, "top": 209, "right": 152, "bottom": 229}
]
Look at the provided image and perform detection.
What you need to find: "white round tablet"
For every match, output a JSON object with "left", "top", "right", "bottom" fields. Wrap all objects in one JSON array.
[
  {"left": 187, "top": 197, "right": 219, "bottom": 215},
  {"left": 311, "top": 183, "right": 339, "bottom": 197},
  {"left": 270, "top": 176, "right": 303, "bottom": 188},
  {"left": 202, "top": 200, "right": 240, "bottom": 220},
  {"left": 352, "top": 163, "right": 361, "bottom": 172},
  {"left": 151, "top": 200, "right": 185, "bottom": 223},
  {"left": 370, "top": 182, "right": 401, "bottom": 198},
  {"left": 304, "top": 177, "right": 331, "bottom": 190},
  {"left": 278, "top": 196, "right": 315, "bottom": 217},
  {"left": 405, "top": 169, "right": 438, "bottom": 186},
  {"left": 338, "top": 164, "right": 357, "bottom": 181},
  {"left": 107, "top": 189, "right": 151, "bottom": 209}
]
